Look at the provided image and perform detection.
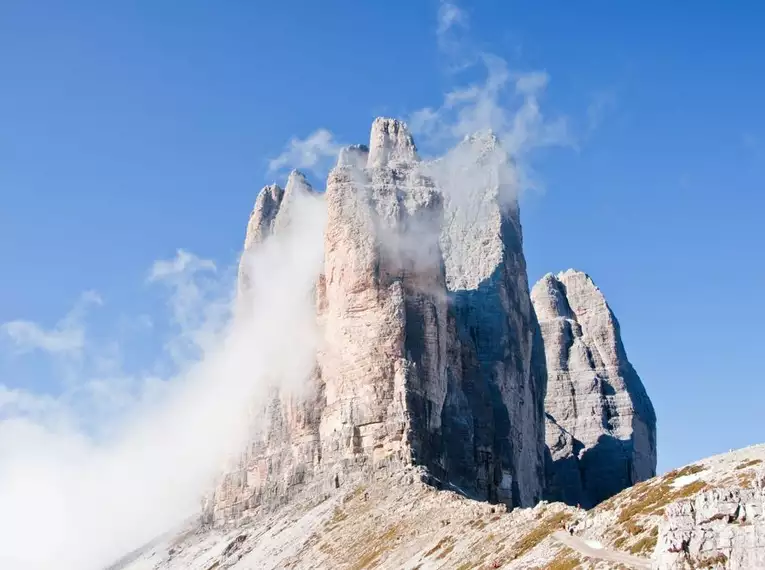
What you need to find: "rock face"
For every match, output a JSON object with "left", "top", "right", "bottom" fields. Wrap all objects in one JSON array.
[
  {"left": 211, "top": 118, "right": 657, "bottom": 528},
  {"left": 531, "top": 269, "right": 657, "bottom": 508},
  {"left": 237, "top": 183, "right": 283, "bottom": 293},
  {"left": 438, "top": 132, "right": 547, "bottom": 507},
  {"left": 654, "top": 469, "right": 765, "bottom": 570},
  {"left": 237, "top": 170, "right": 320, "bottom": 295},
  {"left": 211, "top": 118, "right": 551, "bottom": 524},
  {"left": 317, "top": 118, "right": 448, "bottom": 484}
]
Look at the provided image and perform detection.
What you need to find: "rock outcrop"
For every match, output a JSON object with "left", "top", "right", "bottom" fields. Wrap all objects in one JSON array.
[
  {"left": 531, "top": 269, "right": 657, "bottom": 508},
  {"left": 438, "top": 132, "right": 547, "bottom": 507},
  {"left": 212, "top": 119, "right": 551, "bottom": 524},
  {"left": 316, "top": 116, "right": 449, "bottom": 485},
  {"left": 237, "top": 170, "right": 320, "bottom": 295},
  {"left": 237, "top": 183, "right": 283, "bottom": 294},
  {"left": 654, "top": 470, "right": 765, "bottom": 570}
]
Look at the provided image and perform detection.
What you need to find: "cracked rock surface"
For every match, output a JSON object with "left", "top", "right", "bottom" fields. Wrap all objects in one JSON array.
[{"left": 532, "top": 269, "right": 657, "bottom": 508}]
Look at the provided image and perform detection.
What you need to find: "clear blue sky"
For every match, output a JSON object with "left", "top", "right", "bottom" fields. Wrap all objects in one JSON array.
[{"left": 1, "top": 1, "right": 763, "bottom": 473}]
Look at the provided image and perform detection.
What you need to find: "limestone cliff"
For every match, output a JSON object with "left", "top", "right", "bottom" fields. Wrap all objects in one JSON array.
[
  {"left": 317, "top": 118, "right": 448, "bottom": 484},
  {"left": 438, "top": 132, "right": 547, "bottom": 507},
  {"left": 531, "top": 269, "right": 657, "bottom": 508},
  {"left": 212, "top": 119, "right": 550, "bottom": 524}
]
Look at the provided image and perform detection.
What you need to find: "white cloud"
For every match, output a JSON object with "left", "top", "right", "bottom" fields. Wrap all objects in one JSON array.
[
  {"left": 148, "top": 248, "right": 216, "bottom": 282},
  {"left": 0, "top": 290, "right": 102, "bottom": 356},
  {"left": 148, "top": 249, "right": 229, "bottom": 361},
  {"left": 0, "top": 187, "right": 327, "bottom": 570},
  {"left": 267, "top": 128, "right": 342, "bottom": 176},
  {"left": 515, "top": 70, "right": 549, "bottom": 95},
  {"left": 1, "top": 320, "right": 84, "bottom": 354},
  {"left": 409, "top": 54, "right": 573, "bottom": 162},
  {"left": 409, "top": 4, "right": 574, "bottom": 200},
  {"left": 437, "top": 1, "right": 467, "bottom": 37}
]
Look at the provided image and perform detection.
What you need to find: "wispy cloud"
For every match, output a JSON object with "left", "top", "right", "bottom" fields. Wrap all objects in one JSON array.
[
  {"left": 148, "top": 249, "right": 216, "bottom": 282},
  {"left": 149, "top": 249, "right": 230, "bottom": 362},
  {"left": 0, "top": 187, "right": 326, "bottom": 569},
  {"left": 267, "top": 128, "right": 342, "bottom": 176},
  {"left": 437, "top": 1, "right": 467, "bottom": 37},
  {"left": 418, "top": 0, "right": 580, "bottom": 169},
  {"left": 0, "top": 291, "right": 102, "bottom": 356},
  {"left": 409, "top": 54, "right": 572, "bottom": 196}
]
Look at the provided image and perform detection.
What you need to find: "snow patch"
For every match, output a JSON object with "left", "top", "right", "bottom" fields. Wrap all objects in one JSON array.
[
  {"left": 671, "top": 474, "right": 701, "bottom": 489},
  {"left": 584, "top": 539, "right": 603, "bottom": 550}
]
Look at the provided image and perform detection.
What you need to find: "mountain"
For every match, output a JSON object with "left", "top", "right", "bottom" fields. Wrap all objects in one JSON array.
[
  {"left": 532, "top": 270, "right": 657, "bottom": 509},
  {"left": 212, "top": 118, "right": 555, "bottom": 526},
  {"left": 115, "top": 118, "right": 669, "bottom": 568},
  {"left": 117, "top": 444, "right": 765, "bottom": 569}
]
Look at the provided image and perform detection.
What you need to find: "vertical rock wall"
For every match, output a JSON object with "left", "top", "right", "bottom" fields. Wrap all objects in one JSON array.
[
  {"left": 438, "top": 133, "right": 546, "bottom": 507},
  {"left": 531, "top": 269, "right": 657, "bottom": 507},
  {"left": 209, "top": 119, "right": 656, "bottom": 524}
]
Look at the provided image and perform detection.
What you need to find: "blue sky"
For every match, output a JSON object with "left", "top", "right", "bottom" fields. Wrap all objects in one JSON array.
[{"left": 0, "top": 0, "right": 763, "bottom": 473}]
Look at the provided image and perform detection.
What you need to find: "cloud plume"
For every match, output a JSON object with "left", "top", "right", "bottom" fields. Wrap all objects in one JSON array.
[
  {"left": 0, "top": 189, "right": 326, "bottom": 570},
  {"left": 1, "top": 291, "right": 102, "bottom": 356},
  {"left": 268, "top": 128, "right": 343, "bottom": 176}
]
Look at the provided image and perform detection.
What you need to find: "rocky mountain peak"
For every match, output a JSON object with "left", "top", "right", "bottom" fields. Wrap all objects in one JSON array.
[
  {"left": 336, "top": 144, "right": 369, "bottom": 169},
  {"left": 272, "top": 169, "right": 320, "bottom": 234},
  {"left": 221, "top": 119, "right": 654, "bottom": 527},
  {"left": 532, "top": 269, "right": 657, "bottom": 508},
  {"left": 367, "top": 117, "right": 418, "bottom": 168},
  {"left": 285, "top": 168, "right": 309, "bottom": 187},
  {"left": 242, "top": 183, "right": 284, "bottom": 251}
]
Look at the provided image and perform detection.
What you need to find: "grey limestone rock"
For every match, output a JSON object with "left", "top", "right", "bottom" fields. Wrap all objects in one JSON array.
[
  {"left": 652, "top": 468, "right": 765, "bottom": 570},
  {"left": 237, "top": 171, "right": 320, "bottom": 296},
  {"left": 211, "top": 119, "right": 553, "bottom": 523},
  {"left": 367, "top": 117, "right": 417, "bottom": 168},
  {"left": 531, "top": 269, "right": 657, "bottom": 507},
  {"left": 437, "top": 132, "right": 547, "bottom": 507},
  {"left": 242, "top": 183, "right": 284, "bottom": 251},
  {"left": 336, "top": 144, "right": 369, "bottom": 170}
]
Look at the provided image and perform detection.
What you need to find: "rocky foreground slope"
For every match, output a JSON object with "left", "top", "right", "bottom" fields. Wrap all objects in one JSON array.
[{"left": 118, "top": 444, "right": 765, "bottom": 570}]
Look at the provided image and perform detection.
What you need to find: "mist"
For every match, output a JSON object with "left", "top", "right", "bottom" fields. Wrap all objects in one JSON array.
[{"left": 0, "top": 192, "right": 326, "bottom": 570}]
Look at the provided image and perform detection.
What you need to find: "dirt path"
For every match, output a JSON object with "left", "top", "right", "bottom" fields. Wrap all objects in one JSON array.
[{"left": 552, "top": 531, "right": 651, "bottom": 569}]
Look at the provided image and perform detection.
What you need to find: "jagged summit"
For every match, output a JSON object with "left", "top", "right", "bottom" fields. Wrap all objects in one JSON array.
[
  {"left": 242, "top": 183, "right": 283, "bottom": 251},
  {"left": 285, "top": 168, "right": 309, "bottom": 186},
  {"left": 227, "top": 119, "right": 657, "bottom": 527},
  {"left": 367, "top": 117, "right": 418, "bottom": 168},
  {"left": 242, "top": 171, "right": 319, "bottom": 241},
  {"left": 335, "top": 143, "right": 369, "bottom": 169},
  {"left": 110, "top": 116, "right": 668, "bottom": 570},
  {"left": 225, "top": 118, "right": 654, "bottom": 525},
  {"left": 532, "top": 269, "right": 657, "bottom": 508}
]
